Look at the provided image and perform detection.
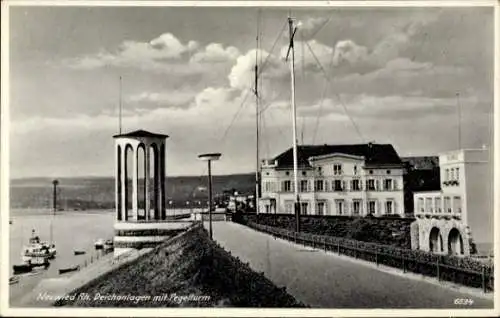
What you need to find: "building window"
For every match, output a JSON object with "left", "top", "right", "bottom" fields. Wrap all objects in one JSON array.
[
  {"left": 316, "top": 201, "right": 326, "bottom": 215},
  {"left": 369, "top": 170, "right": 374, "bottom": 175},
  {"left": 418, "top": 198, "right": 424, "bottom": 212},
  {"left": 299, "top": 180, "right": 309, "bottom": 192},
  {"left": 285, "top": 201, "right": 293, "bottom": 214},
  {"left": 353, "top": 165, "right": 358, "bottom": 175},
  {"left": 283, "top": 180, "right": 291, "bottom": 192},
  {"left": 456, "top": 167, "right": 460, "bottom": 182},
  {"left": 386, "top": 170, "right": 391, "bottom": 174},
  {"left": 264, "top": 181, "right": 271, "bottom": 192},
  {"left": 352, "top": 200, "right": 361, "bottom": 215},
  {"left": 302, "top": 171, "right": 307, "bottom": 176},
  {"left": 265, "top": 205, "right": 271, "bottom": 213},
  {"left": 317, "top": 166, "right": 323, "bottom": 175},
  {"left": 333, "top": 164, "right": 342, "bottom": 175},
  {"left": 445, "top": 169, "right": 449, "bottom": 181},
  {"left": 300, "top": 202, "right": 309, "bottom": 215},
  {"left": 351, "top": 179, "right": 361, "bottom": 191},
  {"left": 368, "top": 201, "right": 376, "bottom": 214},
  {"left": 425, "top": 197, "right": 432, "bottom": 213},
  {"left": 333, "top": 180, "right": 343, "bottom": 191},
  {"left": 335, "top": 200, "right": 344, "bottom": 215},
  {"left": 444, "top": 196, "right": 451, "bottom": 213},
  {"left": 386, "top": 200, "right": 393, "bottom": 214},
  {"left": 314, "top": 180, "right": 324, "bottom": 192},
  {"left": 384, "top": 179, "right": 393, "bottom": 191},
  {"left": 435, "top": 197, "right": 442, "bottom": 213},
  {"left": 454, "top": 196, "right": 462, "bottom": 213},
  {"left": 367, "top": 179, "right": 376, "bottom": 191}
]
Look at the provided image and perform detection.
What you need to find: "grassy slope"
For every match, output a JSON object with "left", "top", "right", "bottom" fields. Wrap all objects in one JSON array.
[{"left": 55, "top": 225, "right": 305, "bottom": 307}]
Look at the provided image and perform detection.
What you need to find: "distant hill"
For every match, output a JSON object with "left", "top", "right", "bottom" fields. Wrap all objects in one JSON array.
[{"left": 10, "top": 174, "right": 255, "bottom": 210}]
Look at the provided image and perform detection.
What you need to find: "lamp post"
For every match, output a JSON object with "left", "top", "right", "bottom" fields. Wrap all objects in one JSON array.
[
  {"left": 198, "top": 153, "right": 221, "bottom": 239},
  {"left": 51, "top": 179, "right": 59, "bottom": 243}
]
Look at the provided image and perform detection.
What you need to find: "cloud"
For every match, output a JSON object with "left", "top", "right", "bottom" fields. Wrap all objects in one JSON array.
[
  {"left": 63, "top": 33, "right": 236, "bottom": 77},
  {"left": 331, "top": 40, "right": 369, "bottom": 67},
  {"left": 127, "top": 91, "right": 196, "bottom": 108},
  {"left": 297, "top": 17, "right": 330, "bottom": 40},
  {"left": 228, "top": 48, "right": 288, "bottom": 91},
  {"left": 190, "top": 43, "right": 240, "bottom": 63}
]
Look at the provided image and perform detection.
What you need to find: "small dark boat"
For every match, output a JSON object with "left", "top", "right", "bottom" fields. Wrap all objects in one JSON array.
[
  {"left": 9, "top": 220, "right": 13, "bottom": 225},
  {"left": 59, "top": 265, "right": 80, "bottom": 275},
  {"left": 94, "top": 239, "right": 104, "bottom": 250},
  {"left": 104, "top": 239, "right": 114, "bottom": 251},
  {"left": 74, "top": 250, "right": 86, "bottom": 255},
  {"left": 9, "top": 276, "right": 20, "bottom": 285},
  {"left": 13, "top": 264, "right": 32, "bottom": 274}
]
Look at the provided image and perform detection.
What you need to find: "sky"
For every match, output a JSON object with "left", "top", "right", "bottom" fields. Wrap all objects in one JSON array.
[{"left": 7, "top": 5, "right": 495, "bottom": 178}]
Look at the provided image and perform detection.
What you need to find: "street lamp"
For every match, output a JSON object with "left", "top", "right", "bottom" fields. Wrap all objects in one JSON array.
[
  {"left": 198, "top": 152, "right": 221, "bottom": 239},
  {"left": 51, "top": 179, "right": 59, "bottom": 243}
]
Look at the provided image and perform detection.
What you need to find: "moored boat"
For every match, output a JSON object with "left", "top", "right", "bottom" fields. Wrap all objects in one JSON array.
[
  {"left": 9, "top": 276, "right": 20, "bottom": 285},
  {"left": 104, "top": 239, "right": 114, "bottom": 251},
  {"left": 12, "top": 264, "right": 32, "bottom": 274},
  {"left": 58, "top": 265, "right": 80, "bottom": 275},
  {"left": 94, "top": 238, "right": 105, "bottom": 249},
  {"left": 74, "top": 250, "right": 86, "bottom": 255},
  {"left": 23, "top": 230, "right": 56, "bottom": 259}
]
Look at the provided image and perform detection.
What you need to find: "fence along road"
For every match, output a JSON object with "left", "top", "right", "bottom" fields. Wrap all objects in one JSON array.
[{"left": 205, "top": 222, "right": 493, "bottom": 308}]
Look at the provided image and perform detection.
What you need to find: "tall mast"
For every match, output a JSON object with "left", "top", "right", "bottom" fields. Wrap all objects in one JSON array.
[
  {"left": 255, "top": 12, "right": 260, "bottom": 214},
  {"left": 119, "top": 76, "right": 122, "bottom": 134},
  {"left": 456, "top": 92, "right": 461, "bottom": 149},
  {"left": 286, "top": 16, "right": 300, "bottom": 229}
]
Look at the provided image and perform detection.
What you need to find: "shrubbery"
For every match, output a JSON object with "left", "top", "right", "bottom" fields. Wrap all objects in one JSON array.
[{"left": 240, "top": 213, "right": 414, "bottom": 248}]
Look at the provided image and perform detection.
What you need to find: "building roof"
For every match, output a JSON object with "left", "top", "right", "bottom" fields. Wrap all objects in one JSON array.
[
  {"left": 113, "top": 129, "right": 169, "bottom": 139},
  {"left": 272, "top": 143, "right": 402, "bottom": 168}
]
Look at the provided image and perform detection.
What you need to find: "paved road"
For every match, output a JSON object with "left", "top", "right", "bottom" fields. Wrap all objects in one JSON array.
[{"left": 206, "top": 222, "right": 494, "bottom": 309}]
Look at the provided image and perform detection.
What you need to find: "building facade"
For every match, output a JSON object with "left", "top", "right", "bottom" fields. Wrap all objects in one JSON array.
[
  {"left": 259, "top": 143, "right": 405, "bottom": 217},
  {"left": 412, "top": 148, "right": 493, "bottom": 256}
]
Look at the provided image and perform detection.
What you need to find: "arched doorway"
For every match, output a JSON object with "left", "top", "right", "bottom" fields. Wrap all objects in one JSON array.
[
  {"left": 448, "top": 228, "right": 464, "bottom": 255},
  {"left": 429, "top": 227, "right": 443, "bottom": 253}
]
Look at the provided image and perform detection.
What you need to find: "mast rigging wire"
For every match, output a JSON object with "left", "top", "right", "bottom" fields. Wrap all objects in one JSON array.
[{"left": 304, "top": 40, "right": 365, "bottom": 143}]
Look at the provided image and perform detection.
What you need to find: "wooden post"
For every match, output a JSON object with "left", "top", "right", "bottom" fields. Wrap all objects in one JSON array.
[
  {"left": 482, "top": 265, "right": 486, "bottom": 293},
  {"left": 402, "top": 254, "right": 406, "bottom": 273},
  {"left": 337, "top": 241, "right": 340, "bottom": 255},
  {"left": 436, "top": 258, "right": 440, "bottom": 281},
  {"left": 375, "top": 250, "right": 379, "bottom": 266},
  {"left": 323, "top": 237, "right": 326, "bottom": 251}
]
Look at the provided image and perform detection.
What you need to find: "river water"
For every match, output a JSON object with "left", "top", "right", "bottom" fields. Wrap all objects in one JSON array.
[{"left": 8, "top": 208, "right": 195, "bottom": 306}]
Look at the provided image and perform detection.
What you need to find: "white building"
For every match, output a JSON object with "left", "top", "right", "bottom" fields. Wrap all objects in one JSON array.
[
  {"left": 259, "top": 143, "right": 405, "bottom": 217},
  {"left": 412, "top": 148, "right": 493, "bottom": 256}
]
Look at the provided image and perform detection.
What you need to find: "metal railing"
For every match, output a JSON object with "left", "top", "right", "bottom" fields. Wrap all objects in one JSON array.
[{"left": 246, "top": 222, "right": 494, "bottom": 293}]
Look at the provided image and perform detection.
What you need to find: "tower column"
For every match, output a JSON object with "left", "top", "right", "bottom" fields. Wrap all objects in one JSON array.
[
  {"left": 160, "top": 148, "right": 166, "bottom": 220},
  {"left": 120, "top": 143, "right": 128, "bottom": 221},
  {"left": 132, "top": 145, "right": 138, "bottom": 221},
  {"left": 145, "top": 143, "right": 151, "bottom": 220},
  {"left": 154, "top": 148, "right": 160, "bottom": 220},
  {"left": 115, "top": 143, "right": 121, "bottom": 221}
]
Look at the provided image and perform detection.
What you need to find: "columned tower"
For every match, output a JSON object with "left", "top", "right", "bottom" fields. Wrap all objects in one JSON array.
[
  {"left": 113, "top": 129, "right": 183, "bottom": 257},
  {"left": 114, "top": 130, "right": 168, "bottom": 221}
]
